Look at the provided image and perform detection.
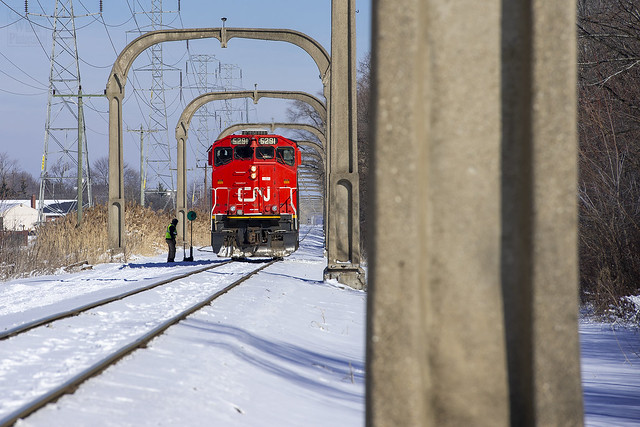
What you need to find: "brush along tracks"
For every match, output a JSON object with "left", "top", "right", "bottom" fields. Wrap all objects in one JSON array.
[{"left": 0, "top": 258, "right": 279, "bottom": 427}]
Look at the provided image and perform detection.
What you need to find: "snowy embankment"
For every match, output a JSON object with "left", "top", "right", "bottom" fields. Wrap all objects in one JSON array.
[{"left": 0, "top": 226, "right": 366, "bottom": 426}]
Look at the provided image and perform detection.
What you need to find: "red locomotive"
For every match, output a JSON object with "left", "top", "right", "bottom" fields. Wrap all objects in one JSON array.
[{"left": 207, "top": 131, "right": 300, "bottom": 258}]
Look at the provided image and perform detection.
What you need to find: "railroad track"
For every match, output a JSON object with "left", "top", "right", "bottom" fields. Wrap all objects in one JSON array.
[
  {"left": 0, "top": 260, "right": 233, "bottom": 341},
  {"left": 0, "top": 258, "right": 279, "bottom": 427}
]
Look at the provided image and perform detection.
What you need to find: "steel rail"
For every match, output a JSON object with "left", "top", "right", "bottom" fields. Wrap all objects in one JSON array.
[
  {"left": 0, "top": 260, "right": 233, "bottom": 341},
  {"left": 0, "top": 258, "right": 278, "bottom": 427}
]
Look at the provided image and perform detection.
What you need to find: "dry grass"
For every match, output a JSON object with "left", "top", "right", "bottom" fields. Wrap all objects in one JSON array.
[{"left": 0, "top": 203, "right": 212, "bottom": 281}]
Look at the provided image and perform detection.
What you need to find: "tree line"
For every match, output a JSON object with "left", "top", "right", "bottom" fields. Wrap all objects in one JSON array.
[
  {"left": 578, "top": 0, "right": 640, "bottom": 316},
  {"left": 0, "top": 154, "right": 173, "bottom": 210}
]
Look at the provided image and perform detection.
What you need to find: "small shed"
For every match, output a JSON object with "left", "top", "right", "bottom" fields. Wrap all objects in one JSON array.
[{"left": 0, "top": 202, "right": 38, "bottom": 231}]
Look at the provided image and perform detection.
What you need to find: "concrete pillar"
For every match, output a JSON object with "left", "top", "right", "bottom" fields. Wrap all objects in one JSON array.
[
  {"left": 106, "top": 82, "right": 125, "bottom": 250},
  {"left": 501, "top": 1, "right": 583, "bottom": 425},
  {"left": 367, "top": 0, "right": 582, "bottom": 426},
  {"left": 176, "top": 133, "right": 187, "bottom": 242},
  {"left": 324, "top": 0, "right": 365, "bottom": 289}
]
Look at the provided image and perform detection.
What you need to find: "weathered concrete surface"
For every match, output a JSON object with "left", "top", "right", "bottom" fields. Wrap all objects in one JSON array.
[
  {"left": 324, "top": 0, "right": 365, "bottom": 289},
  {"left": 367, "top": 0, "right": 582, "bottom": 426},
  {"left": 501, "top": 1, "right": 583, "bottom": 425}
]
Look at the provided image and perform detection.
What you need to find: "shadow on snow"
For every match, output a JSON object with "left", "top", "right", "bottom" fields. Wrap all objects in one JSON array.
[{"left": 180, "top": 320, "right": 364, "bottom": 403}]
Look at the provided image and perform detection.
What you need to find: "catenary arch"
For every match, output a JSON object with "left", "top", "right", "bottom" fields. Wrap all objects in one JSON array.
[
  {"left": 106, "top": 27, "right": 330, "bottom": 249},
  {"left": 174, "top": 91, "right": 326, "bottom": 240}
]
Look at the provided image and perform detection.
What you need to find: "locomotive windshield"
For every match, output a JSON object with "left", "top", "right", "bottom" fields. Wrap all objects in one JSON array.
[
  {"left": 256, "top": 146, "right": 275, "bottom": 159},
  {"left": 276, "top": 147, "right": 295, "bottom": 166},
  {"left": 214, "top": 147, "right": 232, "bottom": 166},
  {"left": 234, "top": 145, "right": 254, "bottom": 160}
]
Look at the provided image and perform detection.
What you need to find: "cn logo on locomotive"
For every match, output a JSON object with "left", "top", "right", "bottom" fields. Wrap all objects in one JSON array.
[{"left": 237, "top": 187, "right": 271, "bottom": 202}]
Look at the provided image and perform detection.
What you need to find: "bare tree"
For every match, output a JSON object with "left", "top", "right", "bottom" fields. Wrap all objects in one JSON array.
[
  {"left": 0, "top": 153, "right": 38, "bottom": 200},
  {"left": 92, "top": 156, "right": 139, "bottom": 206},
  {"left": 357, "top": 53, "right": 371, "bottom": 256},
  {"left": 285, "top": 94, "right": 327, "bottom": 207},
  {"left": 578, "top": 0, "right": 640, "bottom": 315}
]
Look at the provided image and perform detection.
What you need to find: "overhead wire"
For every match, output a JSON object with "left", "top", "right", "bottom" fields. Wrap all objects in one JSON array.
[
  {"left": 0, "top": 67, "right": 47, "bottom": 90},
  {"left": 0, "top": 50, "right": 47, "bottom": 88},
  {"left": 0, "top": 0, "right": 52, "bottom": 30},
  {"left": 0, "top": 86, "right": 46, "bottom": 96},
  {"left": 0, "top": 15, "right": 24, "bottom": 29},
  {"left": 25, "top": 13, "right": 52, "bottom": 61}
]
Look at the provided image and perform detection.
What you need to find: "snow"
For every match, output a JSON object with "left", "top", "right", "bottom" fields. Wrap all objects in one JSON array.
[
  {"left": 580, "top": 320, "right": 640, "bottom": 426},
  {"left": 0, "top": 225, "right": 639, "bottom": 426},
  {"left": 0, "top": 226, "right": 366, "bottom": 426}
]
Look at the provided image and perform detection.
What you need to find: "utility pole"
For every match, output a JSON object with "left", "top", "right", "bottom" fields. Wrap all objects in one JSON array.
[
  {"left": 127, "top": 126, "right": 160, "bottom": 206},
  {"left": 77, "top": 86, "right": 84, "bottom": 224}
]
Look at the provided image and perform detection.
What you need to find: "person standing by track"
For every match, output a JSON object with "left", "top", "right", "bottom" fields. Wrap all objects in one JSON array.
[{"left": 166, "top": 218, "right": 178, "bottom": 262}]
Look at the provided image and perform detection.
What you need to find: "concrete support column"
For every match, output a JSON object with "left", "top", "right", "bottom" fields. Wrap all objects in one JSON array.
[
  {"left": 106, "top": 80, "right": 125, "bottom": 251},
  {"left": 367, "top": 0, "right": 582, "bottom": 425},
  {"left": 176, "top": 133, "right": 187, "bottom": 242},
  {"left": 324, "top": 0, "right": 365, "bottom": 289},
  {"left": 502, "top": 1, "right": 583, "bottom": 425}
]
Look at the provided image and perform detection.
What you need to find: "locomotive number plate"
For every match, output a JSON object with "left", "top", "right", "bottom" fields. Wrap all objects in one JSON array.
[
  {"left": 231, "top": 137, "right": 250, "bottom": 145},
  {"left": 258, "top": 137, "right": 277, "bottom": 145}
]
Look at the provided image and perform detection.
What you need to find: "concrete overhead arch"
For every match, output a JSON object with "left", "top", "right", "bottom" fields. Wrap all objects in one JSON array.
[
  {"left": 108, "top": 28, "right": 329, "bottom": 93},
  {"left": 297, "top": 141, "right": 326, "bottom": 160},
  {"left": 174, "top": 91, "right": 326, "bottom": 240},
  {"left": 217, "top": 123, "right": 326, "bottom": 146},
  {"left": 177, "top": 90, "right": 326, "bottom": 131},
  {"left": 106, "top": 27, "right": 329, "bottom": 249}
]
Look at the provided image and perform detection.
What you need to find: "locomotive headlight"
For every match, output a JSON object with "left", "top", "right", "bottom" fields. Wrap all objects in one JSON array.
[
  {"left": 250, "top": 172, "right": 257, "bottom": 180},
  {"left": 271, "top": 205, "right": 278, "bottom": 213},
  {"left": 229, "top": 205, "right": 237, "bottom": 213},
  {"left": 250, "top": 165, "right": 257, "bottom": 172}
]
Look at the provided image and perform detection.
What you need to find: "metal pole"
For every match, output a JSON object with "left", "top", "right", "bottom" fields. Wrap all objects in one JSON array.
[
  {"left": 140, "top": 126, "right": 145, "bottom": 206},
  {"left": 77, "top": 86, "right": 83, "bottom": 225}
]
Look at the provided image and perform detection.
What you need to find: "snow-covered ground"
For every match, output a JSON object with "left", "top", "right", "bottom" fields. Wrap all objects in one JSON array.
[
  {"left": 0, "top": 225, "right": 639, "bottom": 426},
  {"left": 1, "top": 227, "right": 365, "bottom": 426},
  {"left": 580, "top": 320, "right": 640, "bottom": 426}
]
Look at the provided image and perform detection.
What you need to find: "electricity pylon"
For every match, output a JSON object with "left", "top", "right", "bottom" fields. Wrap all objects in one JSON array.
[
  {"left": 188, "top": 54, "right": 218, "bottom": 209},
  {"left": 35, "top": 0, "right": 92, "bottom": 224},
  {"left": 186, "top": 54, "right": 253, "bottom": 208},
  {"left": 130, "top": 0, "right": 179, "bottom": 207}
]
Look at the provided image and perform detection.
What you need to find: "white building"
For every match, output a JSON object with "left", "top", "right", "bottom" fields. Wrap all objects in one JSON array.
[{"left": 0, "top": 202, "right": 38, "bottom": 231}]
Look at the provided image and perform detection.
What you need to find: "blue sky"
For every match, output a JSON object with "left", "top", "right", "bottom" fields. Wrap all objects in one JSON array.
[{"left": 0, "top": 0, "right": 371, "bottom": 187}]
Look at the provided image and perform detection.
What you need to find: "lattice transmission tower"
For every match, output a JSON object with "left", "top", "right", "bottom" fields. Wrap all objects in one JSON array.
[
  {"left": 35, "top": 0, "right": 92, "bottom": 223},
  {"left": 129, "top": 0, "right": 179, "bottom": 207},
  {"left": 186, "top": 54, "right": 254, "bottom": 207},
  {"left": 186, "top": 56, "right": 251, "bottom": 144},
  {"left": 188, "top": 54, "right": 219, "bottom": 160},
  {"left": 187, "top": 54, "right": 218, "bottom": 209},
  {"left": 218, "top": 62, "right": 250, "bottom": 129}
]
